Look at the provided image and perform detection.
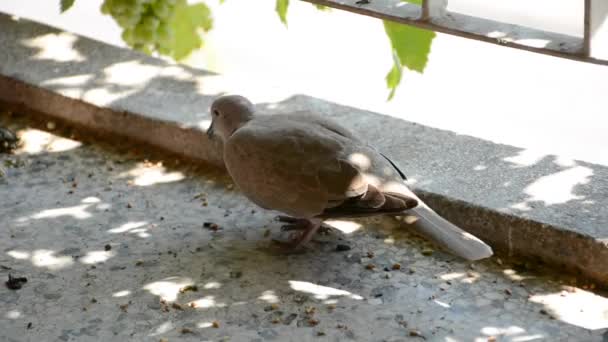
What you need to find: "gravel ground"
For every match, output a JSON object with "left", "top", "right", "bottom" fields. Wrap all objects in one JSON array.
[{"left": 1, "top": 114, "right": 607, "bottom": 341}]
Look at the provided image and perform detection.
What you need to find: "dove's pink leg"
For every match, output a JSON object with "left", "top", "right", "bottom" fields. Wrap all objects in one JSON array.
[
  {"left": 275, "top": 215, "right": 333, "bottom": 234},
  {"left": 288, "top": 218, "right": 322, "bottom": 248},
  {"left": 272, "top": 217, "right": 323, "bottom": 249}
]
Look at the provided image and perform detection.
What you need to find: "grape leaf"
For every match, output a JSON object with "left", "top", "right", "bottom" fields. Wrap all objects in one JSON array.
[
  {"left": 276, "top": 0, "right": 289, "bottom": 26},
  {"left": 168, "top": 0, "right": 213, "bottom": 60},
  {"left": 383, "top": 20, "right": 434, "bottom": 99},
  {"left": 60, "top": 0, "right": 75, "bottom": 13}
]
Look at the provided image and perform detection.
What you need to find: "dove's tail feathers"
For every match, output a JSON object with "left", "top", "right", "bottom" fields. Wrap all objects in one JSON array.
[
  {"left": 397, "top": 188, "right": 493, "bottom": 261},
  {"left": 406, "top": 205, "right": 493, "bottom": 261}
]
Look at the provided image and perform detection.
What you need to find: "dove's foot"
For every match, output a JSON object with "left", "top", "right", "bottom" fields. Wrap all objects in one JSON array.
[
  {"left": 272, "top": 218, "right": 322, "bottom": 250},
  {"left": 275, "top": 215, "right": 333, "bottom": 234}
]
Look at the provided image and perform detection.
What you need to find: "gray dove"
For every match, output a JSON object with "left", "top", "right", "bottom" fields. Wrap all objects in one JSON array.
[{"left": 206, "top": 95, "right": 493, "bottom": 261}]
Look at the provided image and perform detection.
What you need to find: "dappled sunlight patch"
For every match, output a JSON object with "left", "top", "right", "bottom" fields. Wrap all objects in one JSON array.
[
  {"left": 523, "top": 166, "right": 593, "bottom": 205},
  {"left": 46, "top": 136, "right": 82, "bottom": 152},
  {"left": 96, "top": 203, "right": 112, "bottom": 211},
  {"left": 529, "top": 289, "right": 608, "bottom": 330},
  {"left": 159, "top": 64, "right": 202, "bottom": 82},
  {"left": 481, "top": 326, "right": 525, "bottom": 335},
  {"left": 324, "top": 220, "right": 362, "bottom": 234},
  {"left": 398, "top": 214, "right": 420, "bottom": 225},
  {"left": 40, "top": 74, "right": 94, "bottom": 98},
  {"left": 487, "top": 31, "right": 508, "bottom": 39},
  {"left": 80, "top": 250, "right": 114, "bottom": 264},
  {"left": 462, "top": 271, "right": 481, "bottom": 284},
  {"left": 258, "top": 290, "right": 279, "bottom": 303},
  {"left": 439, "top": 272, "right": 466, "bottom": 281},
  {"left": 478, "top": 326, "right": 543, "bottom": 341},
  {"left": 18, "top": 130, "right": 53, "bottom": 153},
  {"left": 509, "top": 335, "right": 545, "bottom": 342},
  {"left": 502, "top": 269, "right": 532, "bottom": 282},
  {"left": 31, "top": 249, "right": 74, "bottom": 270},
  {"left": 348, "top": 153, "right": 371, "bottom": 171},
  {"left": 143, "top": 276, "right": 194, "bottom": 302},
  {"left": 118, "top": 163, "right": 185, "bottom": 186},
  {"left": 82, "top": 87, "right": 127, "bottom": 106},
  {"left": 108, "top": 221, "right": 148, "bottom": 233},
  {"left": 112, "top": 290, "right": 131, "bottom": 298},
  {"left": 288, "top": 281, "right": 363, "bottom": 300},
  {"left": 16, "top": 129, "right": 81, "bottom": 154},
  {"left": 362, "top": 173, "right": 381, "bottom": 187},
  {"left": 21, "top": 32, "right": 84, "bottom": 62},
  {"left": 149, "top": 321, "right": 174, "bottom": 337},
  {"left": 129, "top": 227, "right": 151, "bottom": 238},
  {"left": 554, "top": 156, "right": 577, "bottom": 168},
  {"left": 383, "top": 236, "right": 395, "bottom": 244},
  {"left": 433, "top": 299, "right": 451, "bottom": 308},
  {"left": 15, "top": 196, "right": 101, "bottom": 223},
  {"left": 5, "top": 310, "right": 21, "bottom": 319},
  {"left": 514, "top": 38, "right": 550, "bottom": 48},
  {"left": 503, "top": 149, "right": 546, "bottom": 168},
  {"left": 510, "top": 202, "right": 532, "bottom": 211},
  {"left": 189, "top": 295, "right": 226, "bottom": 309},
  {"left": 379, "top": 180, "right": 411, "bottom": 195},
  {"left": 21, "top": 203, "right": 93, "bottom": 221},
  {"left": 7, "top": 250, "right": 30, "bottom": 260},
  {"left": 41, "top": 74, "right": 93, "bottom": 87},
  {"left": 104, "top": 60, "right": 159, "bottom": 87},
  {"left": 197, "top": 321, "right": 219, "bottom": 329},
  {"left": 381, "top": 166, "right": 395, "bottom": 177},
  {"left": 203, "top": 281, "right": 222, "bottom": 289},
  {"left": 81, "top": 197, "right": 101, "bottom": 204},
  {"left": 195, "top": 118, "right": 212, "bottom": 131}
]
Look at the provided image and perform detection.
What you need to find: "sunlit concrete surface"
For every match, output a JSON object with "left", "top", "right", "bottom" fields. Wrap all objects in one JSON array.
[
  {"left": 1, "top": 118, "right": 607, "bottom": 342},
  {"left": 1, "top": 0, "right": 607, "bottom": 167},
  {"left": 2, "top": 11, "right": 608, "bottom": 282}
]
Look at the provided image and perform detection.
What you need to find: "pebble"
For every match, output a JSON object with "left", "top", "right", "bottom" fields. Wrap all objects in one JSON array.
[
  {"left": 5, "top": 274, "right": 27, "bottom": 290},
  {"left": 409, "top": 330, "right": 424, "bottom": 338},
  {"left": 335, "top": 244, "right": 351, "bottom": 252},
  {"left": 421, "top": 248, "right": 434, "bottom": 256}
]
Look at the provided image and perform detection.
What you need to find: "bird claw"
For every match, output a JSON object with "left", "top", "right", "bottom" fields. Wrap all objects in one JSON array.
[
  {"left": 274, "top": 215, "right": 300, "bottom": 223},
  {"left": 281, "top": 224, "right": 303, "bottom": 232},
  {"left": 280, "top": 222, "right": 333, "bottom": 235}
]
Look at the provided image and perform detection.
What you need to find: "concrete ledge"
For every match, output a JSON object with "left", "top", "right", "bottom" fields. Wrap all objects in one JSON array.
[{"left": 1, "top": 14, "right": 607, "bottom": 285}]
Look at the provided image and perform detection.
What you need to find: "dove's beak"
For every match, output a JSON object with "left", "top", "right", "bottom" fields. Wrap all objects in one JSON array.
[{"left": 206, "top": 123, "right": 214, "bottom": 139}]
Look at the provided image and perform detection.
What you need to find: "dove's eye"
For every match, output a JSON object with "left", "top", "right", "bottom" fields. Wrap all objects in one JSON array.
[{"left": 213, "top": 109, "right": 220, "bottom": 117}]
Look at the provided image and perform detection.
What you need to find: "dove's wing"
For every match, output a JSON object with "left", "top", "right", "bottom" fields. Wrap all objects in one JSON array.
[{"left": 223, "top": 114, "right": 416, "bottom": 218}]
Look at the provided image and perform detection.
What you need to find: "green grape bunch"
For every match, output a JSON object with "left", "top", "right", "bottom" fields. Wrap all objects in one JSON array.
[{"left": 101, "top": 0, "right": 176, "bottom": 55}]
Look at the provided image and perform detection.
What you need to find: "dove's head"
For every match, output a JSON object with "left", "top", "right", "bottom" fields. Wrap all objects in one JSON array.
[{"left": 207, "top": 95, "right": 255, "bottom": 142}]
